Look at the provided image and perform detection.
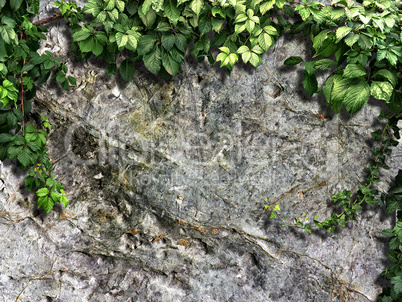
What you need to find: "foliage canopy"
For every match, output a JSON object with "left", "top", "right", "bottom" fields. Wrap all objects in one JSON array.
[{"left": 0, "top": 0, "right": 401, "bottom": 300}]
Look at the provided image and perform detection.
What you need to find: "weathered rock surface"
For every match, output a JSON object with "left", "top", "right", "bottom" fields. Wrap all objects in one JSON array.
[{"left": 0, "top": 1, "right": 401, "bottom": 301}]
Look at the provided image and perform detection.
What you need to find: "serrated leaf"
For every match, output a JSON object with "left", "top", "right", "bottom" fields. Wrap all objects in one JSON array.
[
  {"left": 143, "top": 46, "right": 161, "bottom": 75},
  {"left": 260, "top": 0, "right": 275, "bottom": 14},
  {"left": 357, "top": 34, "right": 373, "bottom": 50},
  {"left": 10, "top": 0, "right": 23, "bottom": 11},
  {"left": 190, "top": 0, "right": 204, "bottom": 15},
  {"left": 302, "top": 71, "right": 318, "bottom": 96},
  {"left": 162, "top": 52, "right": 180, "bottom": 76},
  {"left": 175, "top": 34, "right": 187, "bottom": 52},
  {"left": 313, "top": 29, "right": 331, "bottom": 50},
  {"left": 343, "top": 80, "right": 370, "bottom": 114},
  {"left": 371, "top": 81, "right": 393, "bottom": 101},
  {"left": 284, "top": 56, "right": 303, "bottom": 65},
  {"left": 330, "top": 76, "right": 353, "bottom": 113},
  {"left": 137, "top": 34, "right": 157, "bottom": 56},
  {"left": 162, "top": 33, "right": 175, "bottom": 51},
  {"left": 344, "top": 33, "right": 359, "bottom": 47},
  {"left": 37, "top": 196, "right": 54, "bottom": 213},
  {"left": 164, "top": 0, "right": 180, "bottom": 24},
  {"left": 314, "top": 59, "right": 336, "bottom": 70},
  {"left": 36, "top": 187, "right": 49, "bottom": 197},
  {"left": 335, "top": 26, "right": 352, "bottom": 42},
  {"left": 374, "top": 70, "right": 397, "bottom": 87},
  {"left": 316, "top": 37, "right": 338, "bottom": 57},
  {"left": 391, "top": 276, "right": 402, "bottom": 295},
  {"left": 79, "top": 38, "right": 95, "bottom": 53},
  {"left": 343, "top": 64, "right": 366, "bottom": 79},
  {"left": 60, "top": 195, "right": 68, "bottom": 207},
  {"left": 0, "top": 133, "right": 12, "bottom": 143},
  {"left": 258, "top": 33, "right": 273, "bottom": 52},
  {"left": 119, "top": 59, "right": 135, "bottom": 82}
]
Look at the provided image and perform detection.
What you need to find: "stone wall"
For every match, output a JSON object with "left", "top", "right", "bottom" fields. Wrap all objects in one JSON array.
[{"left": 0, "top": 1, "right": 401, "bottom": 301}]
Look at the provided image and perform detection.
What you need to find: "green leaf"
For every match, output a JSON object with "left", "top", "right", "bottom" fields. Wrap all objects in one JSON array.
[
  {"left": 79, "top": 38, "right": 95, "bottom": 53},
  {"left": 343, "top": 64, "right": 366, "bottom": 79},
  {"left": 68, "top": 76, "right": 77, "bottom": 85},
  {"left": 343, "top": 80, "right": 370, "bottom": 114},
  {"left": 17, "top": 148, "right": 33, "bottom": 168},
  {"left": 36, "top": 187, "right": 49, "bottom": 197},
  {"left": 162, "top": 52, "right": 180, "bottom": 76},
  {"left": 391, "top": 276, "right": 402, "bottom": 295},
  {"left": 330, "top": 76, "right": 352, "bottom": 113},
  {"left": 10, "top": 0, "right": 23, "bottom": 11},
  {"left": 344, "top": 33, "right": 359, "bottom": 47},
  {"left": 175, "top": 34, "right": 187, "bottom": 52},
  {"left": 37, "top": 196, "right": 54, "bottom": 213},
  {"left": 316, "top": 37, "right": 338, "bottom": 57},
  {"left": 162, "top": 33, "right": 175, "bottom": 51},
  {"left": 119, "top": 59, "right": 135, "bottom": 82},
  {"left": 371, "top": 81, "right": 393, "bottom": 101},
  {"left": 260, "top": 0, "right": 275, "bottom": 14},
  {"left": 72, "top": 30, "right": 91, "bottom": 42},
  {"left": 164, "top": 0, "right": 180, "bottom": 24},
  {"left": 0, "top": 133, "right": 12, "bottom": 143},
  {"left": 143, "top": 46, "right": 161, "bottom": 75},
  {"left": 335, "top": 26, "right": 352, "bottom": 42},
  {"left": 313, "top": 29, "right": 331, "bottom": 50},
  {"left": 60, "top": 195, "right": 68, "bottom": 207},
  {"left": 137, "top": 34, "right": 157, "bottom": 56},
  {"left": 389, "top": 170, "right": 402, "bottom": 195},
  {"left": 302, "top": 71, "right": 319, "bottom": 96},
  {"left": 373, "top": 70, "right": 397, "bottom": 87},
  {"left": 116, "top": 32, "right": 128, "bottom": 48},
  {"left": 258, "top": 33, "right": 273, "bottom": 52},
  {"left": 190, "top": 0, "right": 204, "bottom": 15},
  {"left": 284, "top": 56, "right": 303, "bottom": 65},
  {"left": 314, "top": 59, "right": 336, "bottom": 70}
]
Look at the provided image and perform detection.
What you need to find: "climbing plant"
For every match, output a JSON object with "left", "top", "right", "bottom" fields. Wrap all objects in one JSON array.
[{"left": 0, "top": 0, "right": 400, "bottom": 300}]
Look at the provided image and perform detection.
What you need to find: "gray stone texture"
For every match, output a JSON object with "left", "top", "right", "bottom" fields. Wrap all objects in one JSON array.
[{"left": 0, "top": 1, "right": 401, "bottom": 301}]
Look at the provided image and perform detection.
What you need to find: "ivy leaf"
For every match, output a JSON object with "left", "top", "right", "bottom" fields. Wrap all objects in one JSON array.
[
  {"left": 284, "top": 56, "right": 303, "bottom": 65},
  {"left": 388, "top": 170, "right": 402, "bottom": 195},
  {"left": 343, "top": 80, "right": 370, "bottom": 114},
  {"left": 371, "top": 81, "right": 393, "bottom": 101},
  {"left": 119, "top": 59, "right": 135, "bottom": 82}
]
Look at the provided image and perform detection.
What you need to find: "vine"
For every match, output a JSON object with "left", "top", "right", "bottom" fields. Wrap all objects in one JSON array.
[{"left": 0, "top": 0, "right": 401, "bottom": 300}]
